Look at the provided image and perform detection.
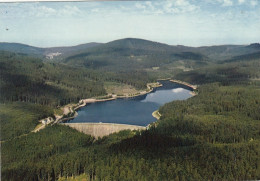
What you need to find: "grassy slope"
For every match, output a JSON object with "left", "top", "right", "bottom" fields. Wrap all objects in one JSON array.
[{"left": 104, "top": 81, "right": 142, "bottom": 95}]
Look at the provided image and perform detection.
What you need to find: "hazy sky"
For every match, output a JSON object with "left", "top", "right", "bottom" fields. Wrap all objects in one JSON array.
[{"left": 0, "top": 0, "right": 259, "bottom": 47}]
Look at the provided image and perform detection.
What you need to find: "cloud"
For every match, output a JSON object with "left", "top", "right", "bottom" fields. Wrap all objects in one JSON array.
[
  {"left": 33, "top": 5, "right": 56, "bottom": 17},
  {"left": 145, "top": 1, "right": 155, "bottom": 11},
  {"left": 2, "top": 1, "right": 259, "bottom": 47},
  {"left": 223, "top": 0, "right": 233, "bottom": 6},
  {"left": 135, "top": 1, "right": 157, "bottom": 14},
  {"left": 250, "top": 0, "right": 258, "bottom": 6},
  {"left": 135, "top": 2, "right": 146, "bottom": 9},
  {"left": 3, "top": 3, "right": 82, "bottom": 18},
  {"left": 238, "top": 0, "right": 245, "bottom": 4},
  {"left": 175, "top": 0, "right": 190, "bottom": 6},
  {"left": 58, "top": 5, "right": 81, "bottom": 16},
  {"left": 162, "top": 0, "right": 199, "bottom": 14},
  {"left": 172, "top": 88, "right": 184, "bottom": 93},
  {"left": 134, "top": 0, "right": 198, "bottom": 15},
  {"left": 217, "top": 0, "right": 233, "bottom": 6}
]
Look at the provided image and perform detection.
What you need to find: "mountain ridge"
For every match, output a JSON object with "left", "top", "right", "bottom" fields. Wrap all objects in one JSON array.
[
  {"left": 1, "top": 38, "right": 259, "bottom": 62},
  {"left": 1, "top": 38, "right": 259, "bottom": 52},
  {"left": 0, "top": 42, "right": 102, "bottom": 58}
]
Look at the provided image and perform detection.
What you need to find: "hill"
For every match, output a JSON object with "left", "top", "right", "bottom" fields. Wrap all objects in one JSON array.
[
  {"left": 224, "top": 51, "right": 260, "bottom": 63},
  {"left": 0, "top": 51, "right": 106, "bottom": 107},
  {"left": 0, "top": 42, "right": 102, "bottom": 60},
  {"left": 2, "top": 78, "right": 260, "bottom": 180},
  {"left": 1, "top": 38, "right": 259, "bottom": 65},
  {"left": 44, "top": 42, "right": 102, "bottom": 60},
  {"left": 1, "top": 38, "right": 260, "bottom": 180},
  {"left": 63, "top": 38, "right": 260, "bottom": 71},
  {"left": 64, "top": 38, "right": 209, "bottom": 71},
  {"left": 0, "top": 42, "right": 44, "bottom": 56},
  {"left": 195, "top": 44, "right": 260, "bottom": 60}
]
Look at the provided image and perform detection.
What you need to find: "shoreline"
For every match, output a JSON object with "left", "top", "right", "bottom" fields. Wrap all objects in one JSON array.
[
  {"left": 76, "top": 82, "right": 163, "bottom": 111},
  {"left": 170, "top": 79, "right": 197, "bottom": 90},
  {"left": 152, "top": 110, "right": 161, "bottom": 120},
  {"left": 35, "top": 79, "right": 197, "bottom": 132},
  {"left": 51, "top": 82, "right": 162, "bottom": 125}
]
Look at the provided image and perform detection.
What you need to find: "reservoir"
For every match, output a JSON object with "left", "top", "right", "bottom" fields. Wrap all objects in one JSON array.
[{"left": 68, "top": 80, "right": 193, "bottom": 126}]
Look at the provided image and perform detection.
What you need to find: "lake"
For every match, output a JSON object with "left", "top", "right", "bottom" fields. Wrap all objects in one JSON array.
[{"left": 68, "top": 80, "right": 193, "bottom": 126}]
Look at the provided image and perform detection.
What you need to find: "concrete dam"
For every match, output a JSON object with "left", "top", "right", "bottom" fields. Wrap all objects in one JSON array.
[{"left": 61, "top": 123, "right": 146, "bottom": 138}]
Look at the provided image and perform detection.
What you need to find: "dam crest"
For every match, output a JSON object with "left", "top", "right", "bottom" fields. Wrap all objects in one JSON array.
[{"left": 61, "top": 123, "right": 146, "bottom": 138}]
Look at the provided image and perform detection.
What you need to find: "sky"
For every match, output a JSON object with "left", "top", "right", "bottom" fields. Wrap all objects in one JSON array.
[{"left": 0, "top": 0, "right": 259, "bottom": 47}]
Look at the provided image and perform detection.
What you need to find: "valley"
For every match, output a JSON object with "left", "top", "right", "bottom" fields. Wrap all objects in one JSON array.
[{"left": 0, "top": 38, "right": 260, "bottom": 180}]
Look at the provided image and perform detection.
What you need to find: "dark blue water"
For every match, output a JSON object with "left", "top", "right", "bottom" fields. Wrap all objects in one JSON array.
[{"left": 68, "top": 81, "right": 193, "bottom": 126}]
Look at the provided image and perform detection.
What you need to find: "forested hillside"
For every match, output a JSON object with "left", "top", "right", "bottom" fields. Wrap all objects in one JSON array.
[
  {"left": 0, "top": 102, "right": 54, "bottom": 141},
  {"left": 2, "top": 39, "right": 259, "bottom": 63},
  {"left": 0, "top": 50, "right": 153, "bottom": 141},
  {"left": 63, "top": 38, "right": 209, "bottom": 71},
  {"left": 174, "top": 59, "right": 260, "bottom": 85},
  {"left": 1, "top": 39, "right": 260, "bottom": 180},
  {"left": 2, "top": 83, "right": 259, "bottom": 180},
  {"left": 0, "top": 42, "right": 101, "bottom": 59},
  {"left": 0, "top": 51, "right": 154, "bottom": 107},
  {"left": 0, "top": 51, "right": 106, "bottom": 107}
]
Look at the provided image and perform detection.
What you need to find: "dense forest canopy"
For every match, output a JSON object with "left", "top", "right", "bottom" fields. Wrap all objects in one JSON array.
[
  {"left": 0, "top": 38, "right": 260, "bottom": 180},
  {"left": 0, "top": 50, "right": 153, "bottom": 107}
]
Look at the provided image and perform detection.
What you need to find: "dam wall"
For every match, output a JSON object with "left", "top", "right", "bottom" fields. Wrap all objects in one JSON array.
[
  {"left": 170, "top": 79, "right": 197, "bottom": 90},
  {"left": 61, "top": 123, "right": 146, "bottom": 138}
]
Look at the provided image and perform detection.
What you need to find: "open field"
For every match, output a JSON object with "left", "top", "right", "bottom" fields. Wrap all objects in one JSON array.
[{"left": 104, "top": 82, "right": 142, "bottom": 96}]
